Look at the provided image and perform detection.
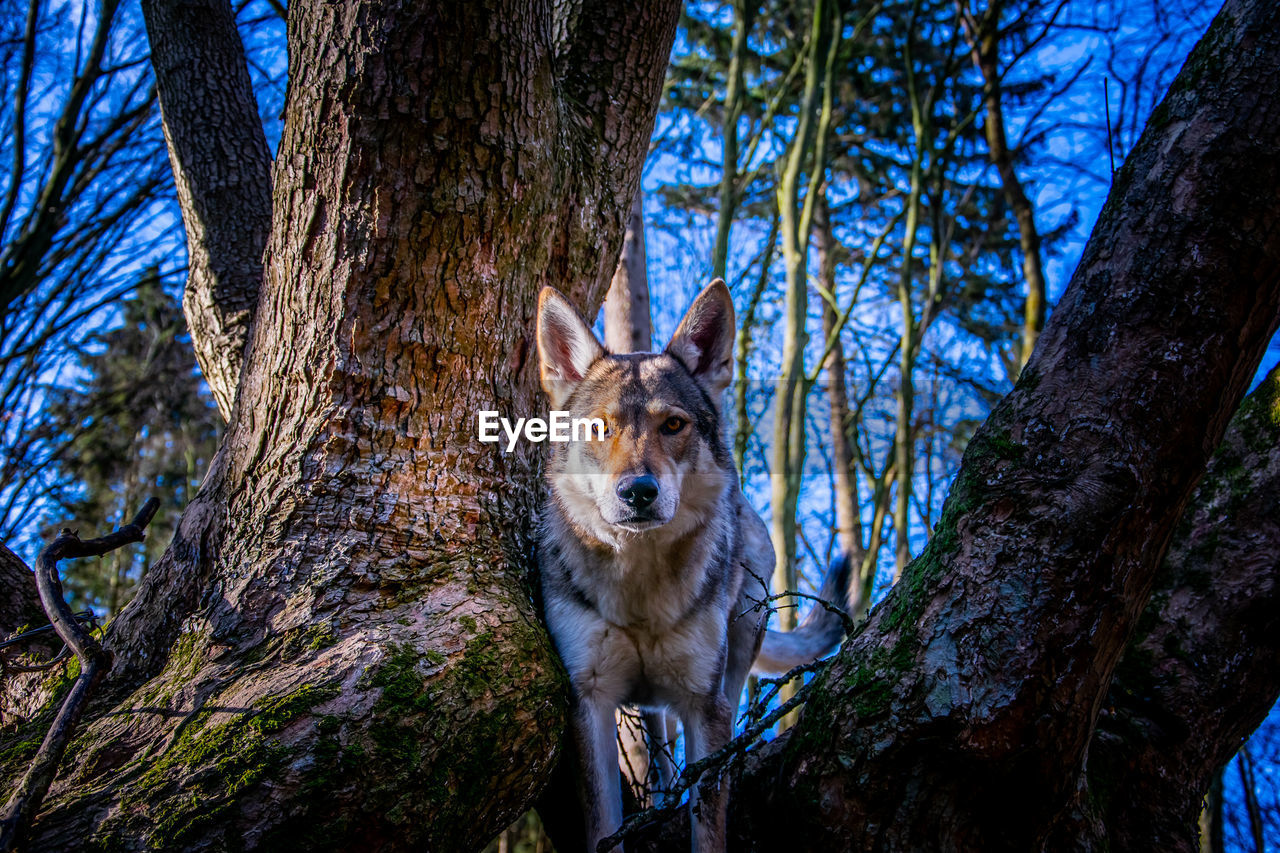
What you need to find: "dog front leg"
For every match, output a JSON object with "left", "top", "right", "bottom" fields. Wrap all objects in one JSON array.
[
  {"left": 682, "top": 694, "right": 733, "bottom": 853},
  {"left": 642, "top": 710, "right": 678, "bottom": 805},
  {"left": 573, "top": 694, "right": 624, "bottom": 852}
]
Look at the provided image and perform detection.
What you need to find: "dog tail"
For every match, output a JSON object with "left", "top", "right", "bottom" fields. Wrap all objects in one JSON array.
[{"left": 753, "top": 552, "right": 853, "bottom": 674}]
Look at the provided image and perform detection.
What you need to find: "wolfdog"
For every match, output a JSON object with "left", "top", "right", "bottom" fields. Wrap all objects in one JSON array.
[{"left": 536, "top": 280, "right": 851, "bottom": 853}]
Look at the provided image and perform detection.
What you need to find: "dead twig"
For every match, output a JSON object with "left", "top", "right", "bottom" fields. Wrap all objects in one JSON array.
[
  {"left": 0, "top": 611, "right": 97, "bottom": 651},
  {"left": 0, "top": 647, "right": 73, "bottom": 675},
  {"left": 0, "top": 610, "right": 97, "bottom": 675},
  {"left": 0, "top": 497, "right": 159, "bottom": 853},
  {"left": 597, "top": 658, "right": 832, "bottom": 852}
]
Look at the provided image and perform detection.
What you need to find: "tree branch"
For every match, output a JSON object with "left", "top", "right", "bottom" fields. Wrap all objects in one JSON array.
[
  {"left": 1083, "top": 367, "right": 1280, "bottom": 851},
  {"left": 141, "top": 0, "right": 273, "bottom": 419},
  {"left": 0, "top": 498, "right": 158, "bottom": 853},
  {"left": 0, "top": 0, "right": 40, "bottom": 245},
  {"left": 553, "top": 0, "right": 681, "bottom": 310},
  {"left": 0, "top": 0, "right": 122, "bottom": 315}
]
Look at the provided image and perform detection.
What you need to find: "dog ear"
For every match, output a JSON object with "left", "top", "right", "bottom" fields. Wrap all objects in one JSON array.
[
  {"left": 537, "top": 286, "right": 605, "bottom": 408},
  {"left": 666, "top": 278, "right": 735, "bottom": 401}
]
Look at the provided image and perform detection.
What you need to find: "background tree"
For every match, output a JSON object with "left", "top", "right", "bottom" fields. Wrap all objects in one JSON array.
[
  {"left": 655, "top": 0, "right": 1040, "bottom": 622},
  {"left": 0, "top": 0, "right": 286, "bottom": 553},
  {"left": 36, "top": 272, "right": 222, "bottom": 616},
  {"left": 721, "top": 1, "right": 1280, "bottom": 843},
  {"left": 0, "top": 0, "right": 179, "bottom": 546}
]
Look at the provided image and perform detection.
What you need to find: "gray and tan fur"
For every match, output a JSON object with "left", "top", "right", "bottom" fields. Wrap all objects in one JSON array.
[{"left": 536, "top": 280, "right": 851, "bottom": 853}]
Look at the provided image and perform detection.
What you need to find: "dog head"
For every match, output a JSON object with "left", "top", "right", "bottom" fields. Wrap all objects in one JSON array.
[{"left": 536, "top": 281, "right": 735, "bottom": 540}]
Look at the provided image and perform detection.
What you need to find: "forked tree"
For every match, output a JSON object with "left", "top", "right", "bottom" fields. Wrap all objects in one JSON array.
[{"left": 1, "top": 0, "right": 1278, "bottom": 851}]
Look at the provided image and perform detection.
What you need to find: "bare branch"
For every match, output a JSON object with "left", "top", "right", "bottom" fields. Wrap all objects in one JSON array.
[
  {"left": 0, "top": 0, "right": 39, "bottom": 242},
  {"left": 0, "top": 497, "right": 159, "bottom": 853},
  {"left": 0, "top": 0, "right": 121, "bottom": 314}
]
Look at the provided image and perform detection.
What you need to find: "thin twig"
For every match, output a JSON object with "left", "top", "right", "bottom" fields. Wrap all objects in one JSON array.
[
  {"left": 737, "top": 573, "right": 857, "bottom": 637},
  {"left": 0, "top": 648, "right": 74, "bottom": 675},
  {"left": 0, "top": 497, "right": 159, "bottom": 853},
  {"left": 0, "top": 611, "right": 98, "bottom": 677},
  {"left": 597, "top": 664, "right": 828, "bottom": 852},
  {"left": 0, "top": 611, "right": 95, "bottom": 651}
]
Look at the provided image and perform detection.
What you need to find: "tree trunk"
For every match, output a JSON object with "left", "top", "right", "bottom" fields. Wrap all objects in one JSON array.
[
  {"left": 1, "top": 2, "right": 680, "bottom": 850},
  {"left": 770, "top": 0, "right": 837, "bottom": 629},
  {"left": 5, "top": 0, "right": 1280, "bottom": 850},
  {"left": 1082, "top": 365, "right": 1280, "bottom": 851},
  {"left": 961, "top": 0, "right": 1048, "bottom": 374},
  {"left": 814, "top": 195, "right": 863, "bottom": 570},
  {"left": 892, "top": 22, "right": 927, "bottom": 580},
  {"left": 635, "top": 368, "right": 1280, "bottom": 852},
  {"left": 0, "top": 546, "right": 41, "bottom": 640},
  {"left": 710, "top": 0, "right": 756, "bottom": 283},
  {"left": 1199, "top": 769, "right": 1224, "bottom": 853},
  {"left": 732, "top": 213, "right": 778, "bottom": 477}
]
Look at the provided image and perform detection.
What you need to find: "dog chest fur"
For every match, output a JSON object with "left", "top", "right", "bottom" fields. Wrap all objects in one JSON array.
[{"left": 540, "top": 486, "right": 741, "bottom": 707}]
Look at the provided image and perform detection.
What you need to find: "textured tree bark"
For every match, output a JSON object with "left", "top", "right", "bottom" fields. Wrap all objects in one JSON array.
[
  {"left": 631, "top": 371, "right": 1280, "bottom": 853},
  {"left": 0, "top": 546, "right": 40, "bottom": 640},
  {"left": 723, "top": 374, "right": 1280, "bottom": 853},
  {"left": 1, "top": 500, "right": 157, "bottom": 853},
  {"left": 6, "top": 0, "right": 1279, "bottom": 849},
  {"left": 726, "top": 0, "right": 1280, "bottom": 848},
  {"left": 141, "top": 0, "right": 274, "bottom": 419},
  {"left": 2, "top": 1, "right": 680, "bottom": 850},
  {"left": 1081, "top": 366, "right": 1280, "bottom": 852},
  {"left": 0, "top": 546, "right": 58, "bottom": 730}
]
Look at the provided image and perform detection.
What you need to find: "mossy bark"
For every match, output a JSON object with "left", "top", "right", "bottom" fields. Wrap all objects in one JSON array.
[
  {"left": 0, "top": 1, "right": 680, "bottom": 850},
  {"left": 0, "top": 546, "right": 61, "bottom": 733},
  {"left": 0, "top": 545, "right": 66, "bottom": 795}
]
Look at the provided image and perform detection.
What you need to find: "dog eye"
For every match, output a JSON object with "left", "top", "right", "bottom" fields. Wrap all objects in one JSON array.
[{"left": 659, "top": 416, "right": 686, "bottom": 435}]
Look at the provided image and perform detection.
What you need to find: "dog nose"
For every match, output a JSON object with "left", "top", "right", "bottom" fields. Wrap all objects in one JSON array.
[{"left": 617, "top": 474, "right": 660, "bottom": 510}]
